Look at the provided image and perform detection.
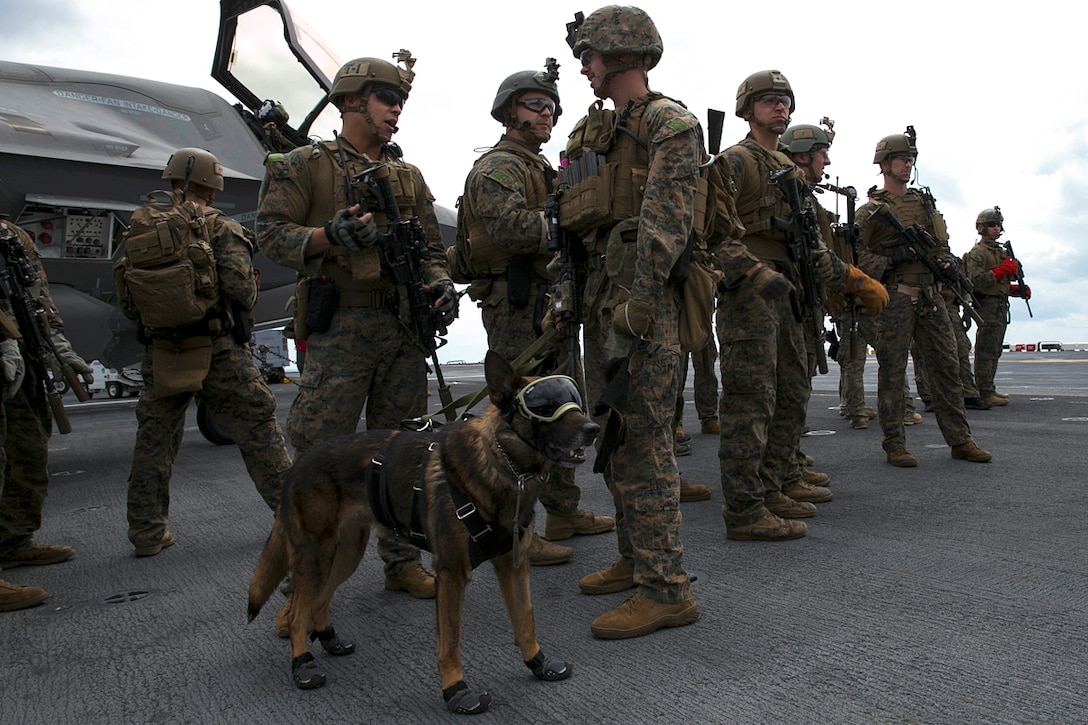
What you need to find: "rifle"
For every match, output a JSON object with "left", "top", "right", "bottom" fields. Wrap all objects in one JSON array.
[
  {"left": 544, "top": 184, "right": 586, "bottom": 376},
  {"left": 1004, "top": 239, "right": 1033, "bottom": 317},
  {"left": 769, "top": 168, "right": 828, "bottom": 374},
  {"left": 0, "top": 232, "right": 81, "bottom": 433},
  {"left": 819, "top": 180, "right": 860, "bottom": 358},
  {"left": 354, "top": 161, "right": 455, "bottom": 423},
  {"left": 868, "top": 203, "right": 985, "bottom": 327}
]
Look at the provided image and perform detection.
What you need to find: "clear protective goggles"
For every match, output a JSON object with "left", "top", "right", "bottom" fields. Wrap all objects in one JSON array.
[
  {"left": 754, "top": 93, "right": 792, "bottom": 109},
  {"left": 517, "top": 97, "right": 556, "bottom": 115},
  {"left": 515, "top": 375, "right": 585, "bottom": 423}
]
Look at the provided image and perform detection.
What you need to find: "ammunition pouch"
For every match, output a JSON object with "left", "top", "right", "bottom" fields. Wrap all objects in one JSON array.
[
  {"left": 305, "top": 276, "right": 339, "bottom": 334},
  {"left": 151, "top": 336, "right": 212, "bottom": 397},
  {"left": 506, "top": 256, "right": 533, "bottom": 309}
]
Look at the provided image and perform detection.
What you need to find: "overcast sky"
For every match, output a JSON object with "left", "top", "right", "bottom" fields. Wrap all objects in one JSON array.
[{"left": 4, "top": 0, "right": 1086, "bottom": 363}]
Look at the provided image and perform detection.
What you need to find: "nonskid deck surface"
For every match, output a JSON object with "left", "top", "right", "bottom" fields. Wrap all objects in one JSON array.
[{"left": 3, "top": 352, "right": 1086, "bottom": 723}]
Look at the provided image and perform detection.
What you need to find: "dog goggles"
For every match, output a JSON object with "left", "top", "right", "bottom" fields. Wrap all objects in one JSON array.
[{"left": 515, "top": 375, "right": 584, "bottom": 423}]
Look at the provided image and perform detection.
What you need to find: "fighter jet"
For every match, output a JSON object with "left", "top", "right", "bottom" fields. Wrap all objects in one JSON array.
[{"left": 0, "top": 0, "right": 455, "bottom": 372}]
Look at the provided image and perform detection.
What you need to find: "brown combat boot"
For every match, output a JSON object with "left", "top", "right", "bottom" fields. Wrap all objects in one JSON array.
[
  {"left": 850, "top": 416, "right": 869, "bottom": 430},
  {"left": 579, "top": 558, "right": 635, "bottom": 595},
  {"left": 765, "top": 492, "right": 816, "bottom": 519},
  {"left": 384, "top": 562, "right": 436, "bottom": 599},
  {"left": 0, "top": 578, "right": 48, "bottom": 612},
  {"left": 865, "top": 406, "right": 877, "bottom": 419},
  {"left": 700, "top": 419, "right": 720, "bottom": 435},
  {"left": 782, "top": 480, "right": 833, "bottom": 504},
  {"left": 983, "top": 395, "right": 1009, "bottom": 407},
  {"left": 527, "top": 533, "right": 573, "bottom": 566},
  {"left": 0, "top": 541, "right": 75, "bottom": 569},
  {"left": 674, "top": 423, "right": 691, "bottom": 444},
  {"left": 903, "top": 412, "right": 923, "bottom": 426},
  {"left": 886, "top": 448, "right": 918, "bottom": 467},
  {"left": 802, "top": 468, "right": 831, "bottom": 486},
  {"left": 950, "top": 440, "right": 992, "bottom": 462},
  {"left": 590, "top": 592, "right": 699, "bottom": 639},
  {"left": 727, "top": 513, "right": 807, "bottom": 541},
  {"left": 545, "top": 509, "right": 615, "bottom": 541},
  {"left": 679, "top": 479, "right": 712, "bottom": 502},
  {"left": 133, "top": 531, "right": 174, "bottom": 558}
]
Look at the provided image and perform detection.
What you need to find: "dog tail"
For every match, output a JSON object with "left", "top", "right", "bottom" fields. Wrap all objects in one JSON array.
[{"left": 247, "top": 515, "right": 289, "bottom": 623}]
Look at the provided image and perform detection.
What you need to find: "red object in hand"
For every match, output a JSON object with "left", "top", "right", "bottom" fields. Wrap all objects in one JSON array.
[
  {"left": 993, "top": 256, "right": 1020, "bottom": 280},
  {"left": 1009, "top": 282, "right": 1031, "bottom": 299}
]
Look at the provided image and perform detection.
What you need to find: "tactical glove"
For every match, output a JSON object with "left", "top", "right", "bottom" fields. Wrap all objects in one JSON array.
[
  {"left": 887, "top": 245, "right": 916, "bottom": 269},
  {"left": 51, "top": 331, "right": 94, "bottom": 386},
  {"left": 1009, "top": 282, "right": 1031, "bottom": 299},
  {"left": 324, "top": 208, "right": 378, "bottom": 251},
  {"left": 993, "top": 256, "right": 1020, "bottom": 281},
  {"left": 429, "top": 279, "right": 459, "bottom": 328},
  {"left": 813, "top": 247, "right": 846, "bottom": 286},
  {"left": 1, "top": 338, "right": 25, "bottom": 401},
  {"left": 845, "top": 265, "right": 890, "bottom": 316},
  {"left": 611, "top": 298, "right": 653, "bottom": 339},
  {"left": 746, "top": 263, "right": 792, "bottom": 300}
]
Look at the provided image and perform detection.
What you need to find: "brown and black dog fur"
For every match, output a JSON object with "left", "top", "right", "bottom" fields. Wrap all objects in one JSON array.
[{"left": 247, "top": 351, "right": 599, "bottom": 714}]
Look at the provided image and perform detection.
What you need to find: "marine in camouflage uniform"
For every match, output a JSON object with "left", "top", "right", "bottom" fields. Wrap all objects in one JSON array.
[
  {"left": 257, "top": 53, "right": 455, "bottom": 596},
  {"left": 0, "top": 219, "right": 94, "bottom": 610},
  {"left": 963, "top": 207, "right": 1021, "bottom": 406},
  {"left": 912, "top": 295, "right": 990, "bottom": 410},
  {"left": 447, "top": 61, "right": 613, "bottom": 566},
  {"left": 854, "top": 130, "right": 990, "bottom": 466},
  {"left": 124, "top": 149, "right": 292, "bottom": 555},
  {"left": 557, "top": 6, "right": 699, "bottom": 639}
]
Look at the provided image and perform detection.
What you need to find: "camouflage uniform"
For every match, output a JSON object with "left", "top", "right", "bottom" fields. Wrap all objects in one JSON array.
[
  {"left": 257, "top": 136, "right": 448, "bottom": 576},
  {"left": 913, "top": 299, "right": 981, "bottom": 402},
  {"left": 855, "top": 188, "right": 973, "bottom": 452},
  {"left": 448, "top": 135, "right": 583, "bottom": 515},
  {"left": 713, "top": 136, "right": 811, "bottom": 527},
  {"left": 0, "top": 221, "right": 59, "bottom": 558},
  {"left": 675, "top": 339, "right": 719, "bottom": 429},
  {"left": 126, "top": 211, "right": 291, "bottom": 549},
  {"left": 566, "top": 93, "right": 701, "bottom": 605},
  {"left": 963, "top": 239, "right": 1011, "bottom": 399}
]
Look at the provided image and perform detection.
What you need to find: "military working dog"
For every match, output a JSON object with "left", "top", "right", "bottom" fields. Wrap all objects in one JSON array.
[{"left": 247, "top": 351, "right": 599, "bottom": 714}]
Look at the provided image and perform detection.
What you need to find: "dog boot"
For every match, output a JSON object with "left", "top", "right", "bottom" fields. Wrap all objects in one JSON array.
[{"left": 444, "top": 681, "right": 493, "bottom": 715}]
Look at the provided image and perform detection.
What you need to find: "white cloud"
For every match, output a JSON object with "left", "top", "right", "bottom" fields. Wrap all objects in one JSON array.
[{"left": 4, "top": 0, "right": 1084, "bottom": 357}]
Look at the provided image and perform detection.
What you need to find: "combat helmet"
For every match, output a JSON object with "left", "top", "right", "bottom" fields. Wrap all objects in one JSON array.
[
  {"left": 976, "top": 206, "right": 1004, "bottom": 229},
  {"left": 566, "top": 6, "right": 663, "bottom": 70},
  {"left": 162, "top": 148, "right": 223, "bottom": 191},
  {"left": 735, "top": 70, "right": 794, "bottom": 118},
  {"left": 491, "top": 58, "right": 562, "bottom": 123},
  {"left": 781, "top": 119, "right": 835, "bottom": 154},
  {"left": 328, "top": 50, "right": 416, "bottom": 108},
  {"left": 873, "top": 126, "right": 918, "bottom": 164}
]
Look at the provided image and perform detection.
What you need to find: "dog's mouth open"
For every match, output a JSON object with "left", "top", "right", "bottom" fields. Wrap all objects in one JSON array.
[{"left": 545, "top": 443, "right": 590, "bottom": 466}]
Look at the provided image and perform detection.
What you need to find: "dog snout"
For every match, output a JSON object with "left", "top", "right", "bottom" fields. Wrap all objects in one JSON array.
[{"left": 582, "top": 419, "right": 600, "bottom": 442}]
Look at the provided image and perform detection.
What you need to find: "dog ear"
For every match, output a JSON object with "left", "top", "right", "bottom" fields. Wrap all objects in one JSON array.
[{"left": 484, "top": 350, "right": 521, "bottom": 408}]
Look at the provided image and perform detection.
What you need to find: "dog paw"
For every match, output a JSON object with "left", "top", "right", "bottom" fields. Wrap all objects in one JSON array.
[
  {"left": 291, "top": 653, "right": 326, "bottom": 690},
  {"left": 310, "top": 626, "right": 355, "bottom": 656},
  {"left": 525, "top": 649, "right": 572, "bottom": 681},
  {"left": 443, "top": 681, "right": 493, "bottom": 714}
]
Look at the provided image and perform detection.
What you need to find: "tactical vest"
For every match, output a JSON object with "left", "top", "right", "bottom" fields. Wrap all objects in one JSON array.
[
  {"left": 969, "top": 240, "right": 1010, "bottom": 296},
  {"left": 862, "top": 187, "right": 949, "bottom": 286},
  {"left": 301, "top": 140, "right": 424, "bottom": 293},
  {"left": 453, "top": 138, "right": 553, "bottom": 280},
  {"left": 561, "top": 93, "right": 709, "bottom": 253}
]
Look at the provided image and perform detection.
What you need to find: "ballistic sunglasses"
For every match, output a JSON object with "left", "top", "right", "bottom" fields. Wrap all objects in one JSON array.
[
  {"left": 371, "top": 87, "right": 406, "bottom": 108},
  {"left": 516, "top": 375, "right": 584, "bottom": 423}
]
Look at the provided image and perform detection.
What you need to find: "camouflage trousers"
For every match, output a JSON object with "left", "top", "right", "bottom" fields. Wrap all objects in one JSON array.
[
  {"left": 834, "top": 311, "right": 873, "bottom": 418},
  {"left": 127, "top": 340, "right": 291, "bottom": 548},
  {"left": 583, "top": 269, "right": 690, "bottom": 605},
  {"left": 874, "top": 289, "right": 971, "bottom": 452},
  {"left": 973, "top": 295, "right": 1009, "bottom": 398},
  {"left": 674, "top": 337, "right": 719, "bottom": 427},
  {"left": 480, "top": 287, "right": 582, "bottom": 514},
  {"left": 287, "top": 305, "right": 427, "bottom": 575},
  {"left": 0, "top": 377, "right": 51, "bottom": 556},
  {"left": 716, "top": 285, "right": 807, "bottom": 527},
  {"left": 914, "top": 303, "right": 980, "bottom": 401}
]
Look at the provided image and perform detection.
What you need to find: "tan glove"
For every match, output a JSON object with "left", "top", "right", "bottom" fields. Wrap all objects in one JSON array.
[
  {"left": 844, "top": 265, "right": 890, "bottom": 316},
  {"left": 612, "top": 298, "right": 653, "bottom": 339},
  {"left": 50, "top": 331, "right": 94, "bottom": 386},
  {"left": 746, "top": 263, "right": 793, "bottom": 300},
  {"left": 813, "top": 247, "right": 846, "bottom": 287},
  {"left": 1, "top": 338, "right": 25, "bottom": 401}
]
